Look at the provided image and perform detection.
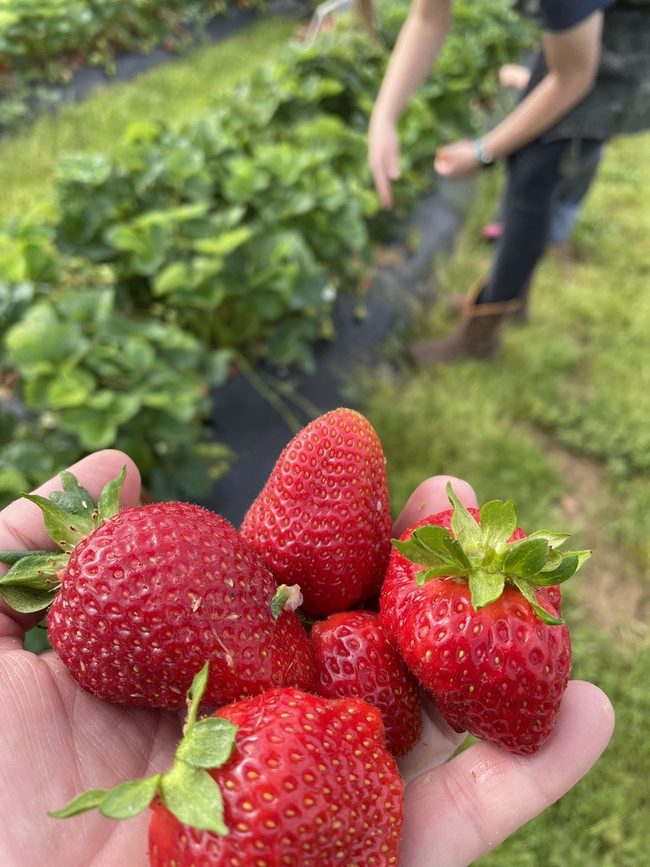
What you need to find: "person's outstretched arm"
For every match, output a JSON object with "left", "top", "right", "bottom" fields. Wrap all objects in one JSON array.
[
  {"left": 436, "top": 10, "right": 604, "bottom": 176},
  {"left": 369, "top": 0, "right": 452, "bottom": 207}
]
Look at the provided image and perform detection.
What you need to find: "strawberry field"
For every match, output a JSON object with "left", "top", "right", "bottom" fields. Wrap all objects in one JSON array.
[{"left": 1, "top": 0, "right": 649, "bottom": 864}]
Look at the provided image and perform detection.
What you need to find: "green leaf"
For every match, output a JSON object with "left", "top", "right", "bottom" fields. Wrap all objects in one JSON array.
[
  {"left": 0, "top": 550, "right": 53, "bottom": 565},
  {"left": 52, "top": 472, "right": 96, "bottom": 519},
  {"left": 97, "top": 467, "right": 126, "bottom": 524},
  {"left": 503, "top": 538, "right": 551, "bottom": 578},
  {"left": 534, "top": 551, "right": 591, "bottom": 586},
  {"left": 49, "top": 789, "right": 109, "bottom": 819},
  {"left": 0, "top": 552, "right": 66, "bottom": 587},
  {"left": 512, "top": 578, "right": 564, "bottom": 626},
  {"left": 393, "top": 525, "right": 471, "bottom": 572},
  {"left": 153, "top": 261, "right": 194, "bottom": 297},
  {"left": 414, "top": 564, "right": 468, "bottom": 585},
  {"left": 468, "top": 569, "right": 506, "bottom": 610},
  {"left": 0, "top": 551, "right": 66, "bottom": 612},
  {"left": 479, "top": 498, "right": 517, "bottom": 548},
  {"left": 0, "top": 584, "right": 58, "bottom": 613},
  {"left": 525, "top": 530, "right": 572, "bottom": 550},
  {"left": 176, "top": 718, "right": 237, "bottom": 770},
  {"left": 100, "top": 774, "right": 162, "bottom": 820},
  {"left": 447, "top": 483, "right": 482, "bottom": 549},
  {"left": 22, "top": 494, "right": 93, "bottom": 552},
  {"left": 161, "top": 762, "right": 228, "bottom": 836}
]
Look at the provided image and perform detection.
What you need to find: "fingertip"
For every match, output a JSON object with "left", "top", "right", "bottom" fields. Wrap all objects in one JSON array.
[{"left": 394, "top": 475, "right": 477, "bottom": 536}]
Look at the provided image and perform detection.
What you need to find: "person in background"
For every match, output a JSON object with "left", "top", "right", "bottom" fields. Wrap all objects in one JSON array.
[
  {"left": 481, "top": 63, "right": 604, "bottom": 260},
  {"left": 368, "top": 1, "right": 650, "bottom": 366},
  {"left": 0, "top": 451, "right": 614, "bottom": 865}
]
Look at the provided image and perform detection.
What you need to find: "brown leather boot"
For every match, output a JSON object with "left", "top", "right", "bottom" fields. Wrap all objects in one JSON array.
[
  {"left": 445, "top": 280, "right": 531, "bottom": 324},
  {"left": 408, "top": 296, "right": 521, "bottom": 368}
]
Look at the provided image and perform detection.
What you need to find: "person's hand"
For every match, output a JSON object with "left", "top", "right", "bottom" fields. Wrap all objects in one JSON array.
[
  {"left": 0, "top": 451, "right": 181, "bottom": 867},
  {"left": 368, "top": 112, "right": 402, "bottom": 209},
  {"left": 434, "top": 139, "right": 484, "bottom": 178},
  {"left": 499, "top": 63, "right": 531, "bottom": 90},
  {"left": 0, "top": 460, "right": 615, "bottom": 867}
]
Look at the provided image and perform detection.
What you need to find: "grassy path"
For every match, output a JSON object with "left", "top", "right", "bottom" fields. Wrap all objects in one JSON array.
[
  {"left": 362, "top": 132, "right": 650, "bottom": 865},
  {"left": 0, "top": 16, "right": 296, "bottom": 221}
]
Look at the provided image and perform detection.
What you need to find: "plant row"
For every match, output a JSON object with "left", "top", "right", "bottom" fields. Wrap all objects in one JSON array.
[
  {"left": 0, "top": 0, "right": 273, "bottom": 131},
  {"left": 0, "top": 0, "right": 535, "bottom": 506}
]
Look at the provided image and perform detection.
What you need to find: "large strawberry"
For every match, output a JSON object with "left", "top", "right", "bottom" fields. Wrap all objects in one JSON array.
[
  {"left": 51, "top": 664, "right": 404, "bottom": 866},
  {"left": 240, "top": 408, "right": 392, "bottom": 617},
  {"left": 310, "top": 610, "right": 423, "bottom": 756},
  {"left": 0, "top": 470, "right": 313, "bottom": 708},
  {"left": 380, "top": 485, "right": 590, "bottom": 755}
]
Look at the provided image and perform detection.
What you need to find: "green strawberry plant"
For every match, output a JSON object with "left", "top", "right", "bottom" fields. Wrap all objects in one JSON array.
[
  {"left": 1, "top": 0, "right": 534, "bottom": 507},
  {"left": 2, "top": 267, "right": 232, "bottom": 506}
]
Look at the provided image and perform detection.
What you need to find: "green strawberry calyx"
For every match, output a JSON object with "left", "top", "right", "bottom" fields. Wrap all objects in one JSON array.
[
  {"left": 48, "top": 662, "right": 237, "bottom": 835},
  {"left": 392, "top": 483, "right": 591, "bottom": 626},
  {"left": 0, "top": 468, "right": 127, "bottom": 614}
]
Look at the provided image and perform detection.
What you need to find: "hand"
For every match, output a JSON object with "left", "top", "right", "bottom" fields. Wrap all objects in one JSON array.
[
  {"left": 499, "top": 63, "right": 531, "bottom": 91},
  {"left": 0, "top": 461, "right": 614, "bottom": 867},
  {"left": 0, "top": 451, "right": 180, "bottom": 867},
  {"left": 368, "top": 112, "right": 402, "bottom": 209},
  {"left": 434, "top": 139, "right": 481, "bottom": 179}
]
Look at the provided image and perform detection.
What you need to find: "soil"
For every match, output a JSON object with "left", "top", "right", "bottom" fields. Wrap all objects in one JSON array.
[{"left": 546, "top": 439, "right": 650, "bottom": 638}]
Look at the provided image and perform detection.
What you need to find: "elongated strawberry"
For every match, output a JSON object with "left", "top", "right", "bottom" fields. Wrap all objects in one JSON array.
[
  {"left": 310, "top": 610, "right": 422, "bottom": 756},
  {"left": 380, "top": 484, "right": 590, "bottom": 755},
  {"left": 51, "top": 664, "right": 404, "bottom": 866},
  {"left": 0, "top": 470, "right": 312, "bottom": 708},
  {"left": 240, "top": 408, "right": 392, "bottom": 617}
]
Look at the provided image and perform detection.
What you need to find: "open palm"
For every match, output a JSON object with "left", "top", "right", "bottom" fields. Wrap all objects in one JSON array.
[{"left": 0, "top": 453, "right": 614, "bottom": 867}]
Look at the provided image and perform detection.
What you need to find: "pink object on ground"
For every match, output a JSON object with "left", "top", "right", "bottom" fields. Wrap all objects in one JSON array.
[{"left": 481, "top": 221, "right": 503, "bottom": 242}]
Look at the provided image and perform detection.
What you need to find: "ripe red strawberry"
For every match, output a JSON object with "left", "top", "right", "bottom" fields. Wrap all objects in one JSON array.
[
  {"left": 51, "top": 665, "right": 404, "bottom": 867},
  {"left": 310, "top": 610, "right": 422, "bottom": 756},
  {"left": 380, "top": 485, "right": 590, "bottom": 755},
  {"left": 240, "top": 408, "right": 392, "bottom": 617},
  {"left": 0, "top": 470, "right": 313, "bottom": 709}
]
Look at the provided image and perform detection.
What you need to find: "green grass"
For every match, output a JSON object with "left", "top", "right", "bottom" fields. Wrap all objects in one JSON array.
[
  {"left": 361, "top": 132, "right": 650, "bottom": 865},
  {"left": 0, "top": 16, "right": 296, "bottom": 221}
]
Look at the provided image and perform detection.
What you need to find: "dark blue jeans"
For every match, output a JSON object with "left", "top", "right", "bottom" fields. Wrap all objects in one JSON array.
[{"left": 482, "top": 137, "right": 603, "bottom": 303}]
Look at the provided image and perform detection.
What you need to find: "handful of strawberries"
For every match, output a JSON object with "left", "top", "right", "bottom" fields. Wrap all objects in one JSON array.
[{"left": 0, "top": 408, "right": 589, "bottom": 866}]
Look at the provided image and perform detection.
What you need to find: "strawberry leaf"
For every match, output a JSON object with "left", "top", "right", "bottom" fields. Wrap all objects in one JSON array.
[
  {"left": 468, "top": 569, "right": 506, "bottom": 610},
  {"left": 0, "top": 552, "right": 65, "bottom": 612},
  {"left": 447, "top": 484, "right": 482, "bottom": 550},
  {"left": 534, "top": 551, "right": 590, "bottom": 586},
  {"left": 479, "top": 498, "right": 517, "bottom": 549},
  {"left": 97, "top": 466, "right": 126, "bottom": 523},
  {"left": 49, "top": 789, "right": 109, "bottom": 819},
  {"left": 100, "top": 775, "right": 162, "bottom": 820},
  {"left": 525, "top": 530, "right": 571, "bottom": 549},
  {"left": 0, "top": 550, "right": 55, "bottom": 565},
  {"left": 393, "top": 525, "right": 471, "bottom": 572},
  {"left": 512, "top": 578, "right": 564, "bottom": 626},
  {"left": 22, "top": 494, "right": 93, "bottom": 552},
  {"left": 0, "top": 585, "right": 58, "bottom": 613},
  {"left": 503, "top": 538, "right": 551, "bottom": 578},
  {"left": 161, "top": 761, "right": 228, "bottom": 836},
  {"left": 50, "top": 472, "right": 96, "bottom": 520},
  {"left": 414, "top": 563, "right": 468, "bottom": 586},
  {"left": 176, "top": 717, "right": 237, "bottom": 770}
]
